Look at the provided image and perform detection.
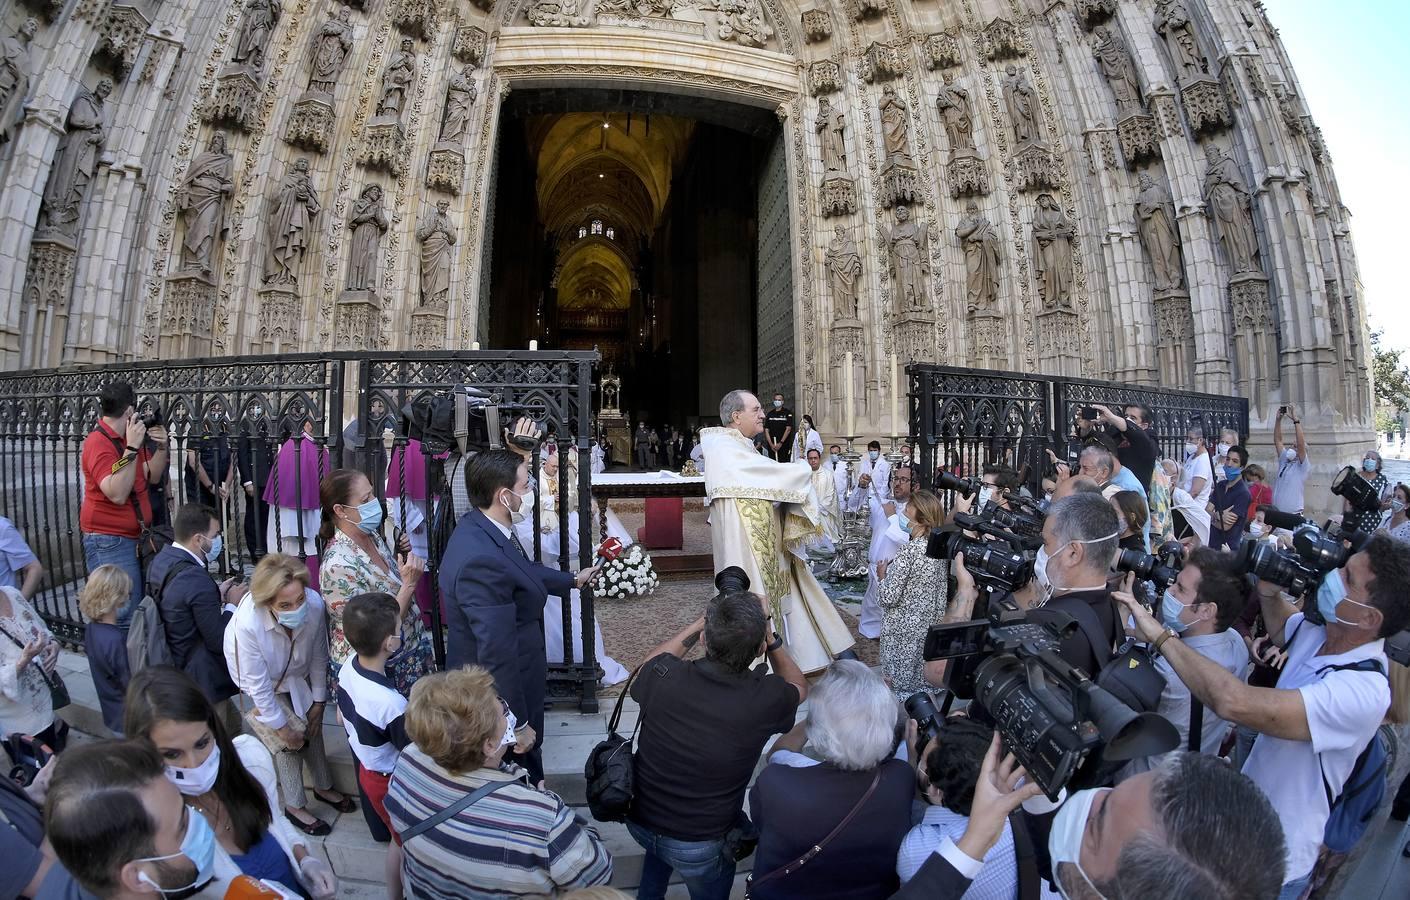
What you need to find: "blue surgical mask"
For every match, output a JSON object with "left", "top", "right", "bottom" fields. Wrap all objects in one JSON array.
[
  {"left": 204, "top": 534, "right": 223, "bottom": 565},
  {"left": 276, "top": 604, "right": 307, "bottom": 629},
  {"left": 893, "top": 511, "right": 911, "bottom": 534},
  {"left": 1222, "top": 466, "right": 1242, "bottom": 480},
  {"left": 353, "top": 498, "right": 383, "bottom": 534},
  {"left": 136, "top": 806, "right": 217, "bottom": 895},
  {"left": 869, "top": 450, "right": 880, "bottom": 461},
  {"left": 1317, "top": 569, "right": 1347, "bottom": 624},
  {"left": 829, "top": 453, "right": 839, "bottom": 464},
  {"left": 1161, "top": 593, "right": 1192, "bottom": 633},
  {"left": 1363, "top": 458, "right": 1378, "bottom": 473},
  {"left": 773, "top": 399, "right": 783, "bottom": 408}
]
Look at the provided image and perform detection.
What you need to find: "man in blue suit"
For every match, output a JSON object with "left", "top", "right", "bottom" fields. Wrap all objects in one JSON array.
[{"left": 441, "top": 447, "right": 600, "bottom": 783}]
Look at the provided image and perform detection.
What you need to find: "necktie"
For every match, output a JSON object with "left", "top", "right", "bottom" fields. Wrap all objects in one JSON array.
[{"left": 508, "top": 529, "right": 528, "bottom": 559}]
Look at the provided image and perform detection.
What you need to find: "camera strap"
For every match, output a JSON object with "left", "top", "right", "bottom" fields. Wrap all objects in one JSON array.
[
  {"left": 745, "top": 769, "right": 881, "bottom": 896},
  {"left": 1187, "top": 698, "right": 1203, "bottom": 753}
]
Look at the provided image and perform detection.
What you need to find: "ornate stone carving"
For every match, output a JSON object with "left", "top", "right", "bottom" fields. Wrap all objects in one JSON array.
[
  {"left": 1036, "top": 309, "right": 1082, "bottom": 368},
  {"left": 335, "top": 290, "right": 380, "bottom": 349},
  {"left": 831, "top": 322, "right": 863, "bottom": 355},
  {"left": 410, "top": 303, "right": 448, "bottom": 350},
  {"left": 23, "top": 238, "right": 76, "bottom": 324},
  {"left": 808, "top": 59, "right": 841, "bottom": 96},
  {"left": 1091, "top": 26, "right": 1143, "bottom": 115},
  {"left": 262, "top": 158, "right": 320, "bottom": 286},
  {"left": 284, "top": 95, "right": 335, "bottom": 151},
  {"left": 923, "top": 31, "right": 961, "bottom": 70},
  {"left": 528, "top": 0, "right": 593, "bottom": 27},
  {"left": 306, "top": 6, "right": 354, "bottom": 95},
  {"left": 1306, "top": 120, "right": 1326, "bottom": 160},
  {"left": 1203, "top": 144, "right": 1261, "bottom": 275},
  {"left": 162, "top": 272, "right": 218, "bottom": 353},
  {"left": 957, "top": 202, "right": 1002, "bottom": 314},
  {"left": 717, "top": 0, "right": 773, "bottom": 48},
  {"left": 1135, "top": 172, "right": 1184, "bottom": 293},
  {"left": 1274, "top": 86, "right": 1303, "bottom": 134},
  {"left": 819, "top": 176, "right": 856, "bottom": 216},
  {"left": 825, "top": 225, "right": 862, "bottom": 319},
  {"left": 1075, "top": 0, "right": 1116, "bottom": 30},
  {"left": 1014, "top": 143, "right": 1059, "bottom": 191},
  {"left": 946, "top": 155, "right": 989, "bottom": 198},
  {"left": 439, "top": 67, "right": 476, "bottom": 144},
  {"left": 878, "top": 86, "right": 912, "bottom": 161},
  {"left": 16, "top": 0, "right": 62, "bottom": 23},
  {"left": 359, "top": 117, "right": 406, "bottom": 174},
  {"left": 815, "top": 95, "right": 848, "bottom": 174},
  {"left": 969, "top": 310, "right": 1007, "bottom": 366},
  {"left": 0, "top": 18, "right": 39, "bottom": 143},
  {"left": 1181, "top": 78, "right": 1232, "bottom": 134},
  {"left": 801, "top": 9, "right": 831, "bottom": 42},
  {"left": 204, "top": 69, "right": 262, "bottom": 131},
  {"left": 935, "top": 74, "right": 976, "bottom": 154},
  {"left": 852, "top": 0, "right": 884, "bottom": 21},
  {"left": 1003, "top": 65, "right": 1041, "bottom": 148},
  {"left": 417, "top": 199, "right": 456, "bottom": 306},
  {"left": 453, "top": 26, "right": 487, "bottom": 66},
  {"left": 1149, "top": 89, "right": 1183, "bottom": 139},
  {"left": 256, "top": 284, "right": 301, "bottom": 349},
  {"left": 1086, "top": 129, "right": 1118, "bottom": 171},
  {"left": 983, "top": 17, "right": 1023, "bottom": 62},
  {"left": 1229, "top": 272, "right": 1275, "bottom": 399},
  {"left": 390, "top": 0, "right": 437, "bottom": 39},
  {"left": 377, "top": 39, "right": 417, "bottom": 121},
  {"left": 231, "top": 0, "right": 280, "bottom": 73},
  {"left": 881, "top": 158, "right": 920, "bottom": 208},
  {"left": 176, "top": 133, "right": 234, "bottom": 277},
  {"left": 1032, "top": 194, "right": 1075, "bottom": 311},
  {"left": 1117, "top": 113, "right": 1160, "bottom": 166},
  {"left": 861, "top": 41, "right": 905, "bottom": 83},
  {"left": 1153, "top": 291, "right": 1195, "bottom": 388},
  {"left": 1154, "top": 0, "right": 1209, "bottom": 84},
  {"left": 73, "top": 0, "right": 108, "bottom": 26},
  {"left": 344, "top": 184, "right": 388, "bottom": 292},
  {"left": 37, "top": 79, "right": 113, "bottom": 240},
  {"left": 886, "top": 206, "right": 929, "bottom": 314},
  {"left": 426, "top": 148, "right": 464, "bottom": 194},
  {"left": 894, "top": 311, "right": 937, "bottom": 364}
]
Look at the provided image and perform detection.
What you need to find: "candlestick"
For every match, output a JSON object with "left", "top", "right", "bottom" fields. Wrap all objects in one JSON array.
[
  {"left": 471, "top": 341, "right": 480, "bottom": 350},
  {"left": 844, "top": 351, "right": 855, "bottom": 437},
  {"left": 529, "top": 340, "right": 539, "bottom": 351},
  {"left": 889, "top": 353, "right": 899, "bottom": 439}
]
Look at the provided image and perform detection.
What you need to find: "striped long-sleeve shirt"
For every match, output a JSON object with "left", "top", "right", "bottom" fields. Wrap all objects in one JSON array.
[{"left": 385, "top": 745, "right": 612, "bottom": 898}]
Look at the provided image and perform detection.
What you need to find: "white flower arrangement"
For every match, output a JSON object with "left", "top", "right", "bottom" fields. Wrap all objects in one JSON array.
[{"left": 599, "top": 543, "right": 660, "bottom": 600}]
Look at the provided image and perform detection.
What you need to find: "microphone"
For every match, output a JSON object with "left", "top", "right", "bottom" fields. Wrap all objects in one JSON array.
[
  {"left": 1261, "top": 508, "right": 1309, "bottom": 532},
  {"left": 593, "top": 537, "right": 625, "bottom": 568}
]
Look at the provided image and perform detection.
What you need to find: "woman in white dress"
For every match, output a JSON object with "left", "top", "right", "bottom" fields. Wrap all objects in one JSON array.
[{"left": 792, "top": 414, "right": 825, "bottom": 463}]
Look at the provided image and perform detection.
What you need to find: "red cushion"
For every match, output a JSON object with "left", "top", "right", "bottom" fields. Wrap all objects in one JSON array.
[{"left": 638, "top": 497, "right": 684, "bottom": 549}]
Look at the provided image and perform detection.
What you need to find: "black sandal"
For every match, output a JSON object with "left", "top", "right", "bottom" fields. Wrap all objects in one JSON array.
[
  {"left": 314, "top": 790, "right": 356, "bottom": 813},
  {"left": 284, "top": 809, "right": 332, "bottom": 836}
]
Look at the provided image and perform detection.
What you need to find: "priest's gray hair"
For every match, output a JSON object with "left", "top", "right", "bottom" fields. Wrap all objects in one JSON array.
[
  {"left": 806, "top": 660, "right": 901, "bottom": 772},
  {"left": 719, "top": 389, "right": 753, "bottom": 426}
]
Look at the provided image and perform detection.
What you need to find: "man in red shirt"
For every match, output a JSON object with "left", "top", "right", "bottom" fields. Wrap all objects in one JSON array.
[{"left": 80, "top": 381, "right": 168, "bottom": 629}]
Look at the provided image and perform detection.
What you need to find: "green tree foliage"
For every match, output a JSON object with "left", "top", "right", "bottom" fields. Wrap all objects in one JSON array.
[{"left": 1371, "top": 330, "right": 1410, "bottom": 413}]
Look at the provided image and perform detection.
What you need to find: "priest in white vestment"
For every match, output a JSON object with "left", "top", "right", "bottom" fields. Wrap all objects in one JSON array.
[
  {"left": 702, "top": 391, "right": 855, "bottom": 673},
  {"left": 805, "top": 446, "right": 841, "bottom": 553}
]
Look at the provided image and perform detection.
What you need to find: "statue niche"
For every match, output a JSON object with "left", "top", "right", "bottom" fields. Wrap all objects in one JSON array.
[
  {"left": 38, "top": 79, "right": 113, "bottom": 240},
  {"left": 231, "top": 0, "right": 280, "bottom": 73},
  {"left": 886, "top": 205, "right": 930, "bottom": 315},
  {"left": 1031, "top": 193, "right": 1075, "bottom": 310},
  {"left": 175, "top": 133, "right": 235, "bottom": 277},
  {"left": 344, "top": 184, "right": 388, "bottom": 293},
  {"left": 262, "top": 158, "right": 321, "bottom": 286},
  {"left": 1202, "top": 145, "right": 1261, "bottom": 275},
  {"left": 1135, "top": 172, "right": 1184, "bottom": 294},
  {"left": 417, "top": 199, "right": 456, "bottom": 307},
  {"left": 0, "top": 18, "right": 39, "bottom": 142},
  {"left": 956, "top": 201, "right": 1002, "bottom": 315},
  {"left": 826, "top": 225, "right": 862, "bottom": 321}
]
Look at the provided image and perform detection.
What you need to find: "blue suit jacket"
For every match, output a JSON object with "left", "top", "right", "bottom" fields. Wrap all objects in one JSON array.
[
  {"left": 146, "top": 544, "right": 237, "bottom": 703},
  {"left": 439, "top": 508, "right": 575, "bottom": 731}
]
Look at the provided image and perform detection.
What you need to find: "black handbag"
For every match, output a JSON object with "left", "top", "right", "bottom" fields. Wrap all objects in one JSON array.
[
  {"left": 105, "top": 432, "right": 172, "bottom": 573},
  {"left": 583, "top": 664, "right": 647, "bottom": 822}
]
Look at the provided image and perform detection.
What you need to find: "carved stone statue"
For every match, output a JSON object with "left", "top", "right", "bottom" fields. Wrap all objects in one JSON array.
[
  {"left": 438, "top": 67, "right": 476, "bottom": 144},
  {"left": 38, "top": 79, "right": 113, "bottom": 237},
  {"left": 345, "top": 184, "right": 388, "bottom": 291},
  {"left": 1032, "top": 194, "right": 1075, "bottom": 310},
  {"left": 935, "top": 74, "right": 976, "bottom": 154},
  {"left": 262, "top": 158, "right": 321, "bottom": 285},
  {"left": 307, "top": 5, "right": 354, "bottom": 95},
  {"left": 0, "top": 18, "right": 38, "bottom": 134},
  {"left": 814, "top": 96, "right": 847, "bottom": 173},
  {"left": 886, "top": 205, "right": 930, "bottom": 313},
  {"left": 956, "top": 201, "right": 1002, "bottom": 313},
  {"left": 1091, "top": 25, "right": 1142, "bottom": 112},
  {"left": 176, "top": 133, "right": 234, "bottom": 275},
  {"left": 1155, "top": 0, "right": 1208, "bottom": 82},
  {"left": 1003, "top": 65, "right": 1040, "bottom": 147},
  {"left": 417, "top": 199, "right": 456, "bottom": 306},
  {"left": 1202, "top": 145, "right": 1260, "bottom": 274},
  {"left": 826, "top": 225, "right": 862, "bottom": 319},
  {"left": 377, "top": 39, "right": 416, "bottom": 119},
  {"left": 879, "top": 87, "right": 911, "bottom": 161},
  {"left": 231, "top": 0, "right": 281, "bottom": 71},
  {"left": 527, "top": 0, "right": 592, "bottom": 27},
  {"left": 717, "top": 0, "right": 773, "bottom": 48},
  {"left": 1135, "top": 172, "right": 1184, "bottom": 292}
]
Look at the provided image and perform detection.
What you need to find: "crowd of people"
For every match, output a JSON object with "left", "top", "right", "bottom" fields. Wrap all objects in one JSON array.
[{"left": 2, "top": 379, "right": 1409, "bottom": 900}]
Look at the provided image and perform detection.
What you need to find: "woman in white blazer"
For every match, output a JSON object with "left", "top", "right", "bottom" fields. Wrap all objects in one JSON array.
[{"left": 124, "top": 666, "right": 338, "bottom": 899}]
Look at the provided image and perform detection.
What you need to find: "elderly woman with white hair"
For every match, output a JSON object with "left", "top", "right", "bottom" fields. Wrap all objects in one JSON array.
[{"left": 747, "top": 660, "right": 914, "bottom": 900}]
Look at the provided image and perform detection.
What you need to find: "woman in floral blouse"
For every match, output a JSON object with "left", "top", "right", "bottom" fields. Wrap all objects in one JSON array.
[
  {"left": 318, "top": 468, "right": 433, "bottom": 694},
  {"left": 0, "top": 585, "right": 64, "bottom": 749},
  {"left": 878, "top": 490, "right": 948, "bottom": 701}
]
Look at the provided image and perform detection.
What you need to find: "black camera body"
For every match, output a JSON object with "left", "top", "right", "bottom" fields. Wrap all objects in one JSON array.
[
  {"left": 935, "top": 470, "right": 981, "bottom": 499},
  {"left": 1331, "top": 465, "right": 1383, "bottom": 514},
  {"left": 927, "top": 513, "right": 1036, "bottom": 593},
  {"left": 1116, "top": 541, "right": 1184, "bottom": 595},
  {"left": 1240, "top": 512, "right": 1367, "bottom": 619},
  {"left": 402, "top": 386, "right": 538, "bottom": 456}
]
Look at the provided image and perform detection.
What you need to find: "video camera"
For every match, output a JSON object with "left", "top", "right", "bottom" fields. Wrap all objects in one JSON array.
[
  {"left": 1330, "top": 464, "right": 1383, "bottom": 514},
  {"left": 1115, "top": 540, "right": 1184, "bottom": 596},
  {"left": 401, "top": 386, "right": 539, "bottom": 456},
  {"left": 927, "top": 513, "right": 1035, "bottom": 593},
  {"left": 919, "top": 598, "right": 1178, "bottom": 799},
  {"left": 1240, "top": 507, "right": 1368, "bottom": 619}
]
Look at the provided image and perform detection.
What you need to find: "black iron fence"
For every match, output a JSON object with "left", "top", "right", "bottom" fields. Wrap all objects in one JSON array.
[{"left": 909, "top": 364, "right": 1250, "bottom": 494}]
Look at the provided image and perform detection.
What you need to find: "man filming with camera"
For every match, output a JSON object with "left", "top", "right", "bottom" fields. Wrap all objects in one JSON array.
[{"left": 1115, "top": 532, "right": 1409, "bottom": 899}]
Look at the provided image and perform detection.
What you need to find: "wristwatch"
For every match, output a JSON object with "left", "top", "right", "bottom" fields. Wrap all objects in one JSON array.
[
  {"left": 765, "top": 631, "right": 784, "bottom": 653},
  {"left": 1153, "top": 627, "right": 1180, "bottom": 656},
  {"left": 125, "top": 445, "right": 141, "bottom": 454}
]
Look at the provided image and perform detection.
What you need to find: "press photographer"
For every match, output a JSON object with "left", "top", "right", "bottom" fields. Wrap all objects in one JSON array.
[{"left": 1115, "top": 531, "right": 1410, "bottom": 898}]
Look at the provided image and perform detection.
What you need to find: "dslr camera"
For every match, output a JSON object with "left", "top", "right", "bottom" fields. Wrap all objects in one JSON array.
[
  {"left": 1241, "top": 507, "right": 1367, "bottom": 620},
  {"left": 1115, "top": 540, "right": 1185, "bottom": 600},
  {"left": 401, "top": 386, "right": 539, "bottom": 456}
]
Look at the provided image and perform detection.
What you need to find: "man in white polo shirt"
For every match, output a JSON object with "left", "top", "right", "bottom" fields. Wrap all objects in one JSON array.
[
  {"left": 1117, "top": 532, "right": 1408, "bottom": 899},
  {"left": 1272, "top": 404, "right": 1310, "bottom": 514}
]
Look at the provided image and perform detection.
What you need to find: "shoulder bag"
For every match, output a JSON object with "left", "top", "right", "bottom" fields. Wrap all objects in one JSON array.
[
  {"left": 0, "top": 614, "right": 69, "bottom": 711},
  {"left": 743, "top": 768, "right": 882, "bottom": 899},
  {"left": 105, "top": 432, "right": 172, "bottom": 572},
  {"left": 400, "top": 779, "right": 510, "bottom": 842}
]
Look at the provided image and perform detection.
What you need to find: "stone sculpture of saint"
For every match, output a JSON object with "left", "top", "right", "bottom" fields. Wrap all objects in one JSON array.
[
  {"left": 307, "top": 6, "right": 353, "bottom": 95},
  {"left": 956, "top": 201, "right": 1001, "bottom": 314},
  {"left": 886, "top": 205, "right": 929, "bottom": 313},
  {"left": 232, "top": 0, "right": 280, "bottom": 71},
  {"left": 377, "top": 39, "right": 416, "bottom": 119},
  {"left": 1202, "top": 145, "right": 1260, "bottom": 274},
  {"left": 0, "top": 18, "right": 38, "bottom": 136},
  {"left": 1032, "top": 194, "right": 1075, "bottom": 310},
  {"left": 344, "top": 184, "right": 388, "bottom": 292},
  {"left": 438, "top": 67, "right": 476, "bottom": 144},
  {"left": 879, "top": 87, "right": 911, "bottom": 161},
  {"left": 417, "top": 199, "right": 456, "bottom": 306},
  {"left": 717, "top": 0, "right": 773, "bottom": 48},
  {"left": 814, "top": 96, "right": 847, "bottom": 173},
  {"left": 1155, "top": 0, "right": 1207, "bottom": 82},
  {"left": 1003, "top": 65, "right": 1040, "bottom": 147},
  {"left": 176, "top": 133, "right": 235, "bottom": 275},
  {"left": 39, "top": 79, "right": 113, "bottom": 237},
  {"left": 1092, "top": 25, "right": 1142, "bottom": 112},
  {"left": 262, "top": 158, "right": 321, "bottom": 285},
  {"left": 935, "top": 74, "right": 975, "bottom": 153},
  {"left": 1135, "top": 172, "right": 1184, "bottom": 292},
  {"left": 825, "top": 225, "right": 862, "bottom": 319}
]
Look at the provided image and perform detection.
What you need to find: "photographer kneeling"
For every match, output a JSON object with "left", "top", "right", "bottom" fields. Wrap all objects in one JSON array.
[{"left": 1115, "top": 532, "right": 1409, "bottom": 899}]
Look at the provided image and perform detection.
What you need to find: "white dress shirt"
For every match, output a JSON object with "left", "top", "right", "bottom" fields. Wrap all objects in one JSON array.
[{"left": 224, "top": 588, "right": 329, "bottom": 729}]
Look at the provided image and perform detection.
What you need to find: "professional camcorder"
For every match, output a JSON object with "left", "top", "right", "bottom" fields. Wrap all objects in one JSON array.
[
  {"left": 1331, "top": 464, "right": 1383, "bottom": 514},
  {"left": 401, "top": 386, "right": 540, "bottom": 456},
  {"left": 919, "top": 598, "right": 1177, "bottom": 799},
  {"left": 927, "top": 512, "right": 1036, "bottom": 593},
  {"left": 1241, "top": 508, "right": 1368, "bottom": 615}
]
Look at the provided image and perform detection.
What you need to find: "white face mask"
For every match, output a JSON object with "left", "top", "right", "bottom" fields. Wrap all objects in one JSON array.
[
  {"left": 1283, "top": 448, "right": 1297, "bottom": 462},
  {"left": 1183, "top": 442, "right": 1198, "bottom": 457},
  {"left": 1036, "top": 530, "right": 1120, "bottom": 597},
  {"left": 1248, "top": 522, "right": 1264, "bottom": 537},
  {"left": 165, "top": 744, "right": 221, "bottom": 796},
  {"left": 977, "top": 486, "right": 994, "bottom": 509},
  {"left": 502, "top": 486, "right": 533, "bottom": 525},
  {"left": 1216, "top": 442, "right": 1231, "bottom": 457},
  {"left": 1049, "top": 788, "right": 1110, "bottom": 899}
]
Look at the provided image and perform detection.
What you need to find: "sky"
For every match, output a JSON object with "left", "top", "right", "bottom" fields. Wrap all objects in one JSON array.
[{"left": 1272, "top": 2, "right": 1410, "bottom": 351}]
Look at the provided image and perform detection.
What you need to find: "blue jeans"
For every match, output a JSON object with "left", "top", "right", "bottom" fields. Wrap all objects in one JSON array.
[
  {"left": 626, "top": 821, "right": 735, "bottom": 900},
  {"left": 81, "top": 532, "right": 144, "bottom": 630}
]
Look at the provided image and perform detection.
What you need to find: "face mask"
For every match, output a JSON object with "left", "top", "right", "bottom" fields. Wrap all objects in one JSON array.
[
  {"left": 1049, "top": 788, "right": 1110, "bottom": 900},
  {"left": 1183, "top": 442, "right": 1198, "bottom": 457},
  {"left": 893, "top": 511, "right": 911, "bottom": 534},
  {"left": 1161, "top": 593, "right": 1193, "bottom": 633},
  {"left": 501, "top": 707, "right": 518, "bottom": 748},
  {"left": 1222, "top": 466, "right": 1242, "bottom": 480},
  {"left": 868, "top": 450, "right": 880, "bottom": 461},
  {"left": 502, "top": 487, "right": 533, "bottom": 525},
  {"left": 203, "top": 534, "right": 223, "bottom": 565},
  {"left": 1216, "top": 442, "right": 1231, "bottom": 457},
  {"left": 1282, "top": 448, "right": 1296, "bottom": 462},
  {"left": 344, "top": 498, "right": 382, "bottom": 535},
  {"left": 1037, "top": 530, "right": 1120, "bottom": 596},
  {"left": 1394, "top": 500, "right": 1406, "bottom": 514},
  {"left": 773, "top": 399, "right": 783, "bottom": 408},
  {"left": 136, "top": 807, "right": 217, "bottom": 896},
  {"left": 977, "top": 486, "right": 994, "bottom": 509},
  {"left": 829, "top": 453, "right": 839, "bottom": 464},
  {"left": 276, "top": 604, "right": 306, "bottom": 629},
  {"left": 166, "top": 745, "right": 221, "bottom": 796},
  {"left": 1248, "top": 522, "right": 1264, "bottom": 537},
  {"left": 1363, "top": 458, "right": 1378, "bottom": 472}
]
